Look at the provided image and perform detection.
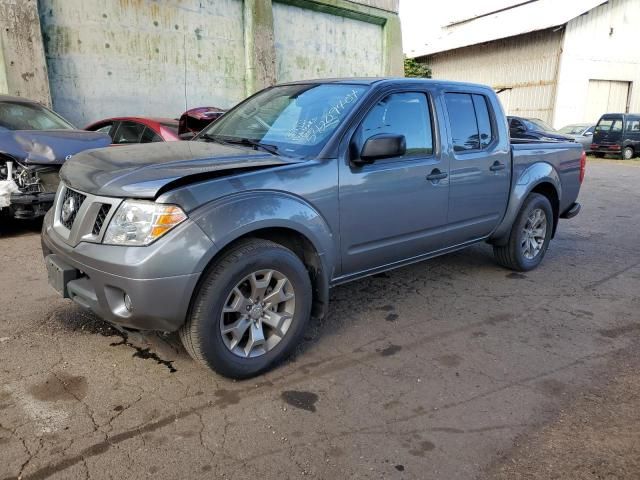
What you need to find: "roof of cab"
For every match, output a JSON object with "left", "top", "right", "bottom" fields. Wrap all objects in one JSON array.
[{"left": 277, "top": 77, "right": 492, "bottom": 90}]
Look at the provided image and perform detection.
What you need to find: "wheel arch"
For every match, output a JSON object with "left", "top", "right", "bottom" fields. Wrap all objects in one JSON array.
[
  {"left": 489, "top": 162, "right": 562, "bottom": 246},
  {"left": 189, "top": 192, "right": 336, "bottom": 322}
]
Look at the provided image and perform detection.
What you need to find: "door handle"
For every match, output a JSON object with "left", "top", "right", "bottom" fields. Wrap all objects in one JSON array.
[
  {"left": 426, "top": 169, "right": 448, "bottom": 182},
  {"left": 490, "top": 161, "right": 506, "bottom": 172}
]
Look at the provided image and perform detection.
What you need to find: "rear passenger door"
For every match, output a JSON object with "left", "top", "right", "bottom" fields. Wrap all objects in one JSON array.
[{"left": 444, "top": 92, "right": 511, "bottom": 243}]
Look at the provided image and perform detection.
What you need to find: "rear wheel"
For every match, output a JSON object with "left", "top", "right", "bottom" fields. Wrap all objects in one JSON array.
[
  {"left": 493, "top": 193, "right": 553, "bottom": 272},
  {"left": 180, "top": 238, "right": 312, "bottom": 378},
  {"left": 621, "top": 146, "right": 634, "bottom": 160}
]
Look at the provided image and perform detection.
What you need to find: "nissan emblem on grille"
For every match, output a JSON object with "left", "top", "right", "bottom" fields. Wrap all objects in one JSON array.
[{"left": 61, "top": 196, "right": 76, "bottom": 223}]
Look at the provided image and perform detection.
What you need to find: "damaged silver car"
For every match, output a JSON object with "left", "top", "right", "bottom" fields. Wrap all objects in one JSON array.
[{"left": 0, "top": 96, "right": 110, "bottom": 219}]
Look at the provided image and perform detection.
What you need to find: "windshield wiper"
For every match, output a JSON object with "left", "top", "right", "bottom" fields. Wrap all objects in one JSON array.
[
  {"left": 197, "top": 134, "right": 280, "bottom": 156},
  {"left": 222, "top": 137, "right": 280, "bottom": 156}
]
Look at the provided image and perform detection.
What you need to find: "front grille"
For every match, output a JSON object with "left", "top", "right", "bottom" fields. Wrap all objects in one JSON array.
[
  {"left": 60, "top": 188, "right": 86, "bottom": 230},
  {"left": 92, "top": 204, "right": 111, "bottom": 235}
]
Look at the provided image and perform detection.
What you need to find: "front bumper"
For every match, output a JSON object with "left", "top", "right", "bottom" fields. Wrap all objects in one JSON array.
[
  {"left": 8, "top": 191, "right": 55, "bottom": 219},
  {"left": 41, "top": 208, "right": 216, "bottom": 331},
  {"left": 590, "top": 144, "right": 621, "bottom": 154}
]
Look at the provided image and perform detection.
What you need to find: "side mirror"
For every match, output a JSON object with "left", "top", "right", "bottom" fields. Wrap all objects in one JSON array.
[
  {"left": 357, "top": 134, "right": 406, "bottom": 163},
  {"left": 584, "top": 131, "right": 593, "bottom": 137}
]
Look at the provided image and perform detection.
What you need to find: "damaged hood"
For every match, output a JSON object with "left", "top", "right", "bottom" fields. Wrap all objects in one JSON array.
[
  {"left": 60, "top": 141, "right": 302, "bottom": 198},
  {"left": 0, "top": 129, "right": 111, "bottom": 164}
]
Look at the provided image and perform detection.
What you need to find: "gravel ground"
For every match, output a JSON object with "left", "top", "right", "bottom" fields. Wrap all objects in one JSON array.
[{"left": 0, "top": 158, "right": 639, "bottom": 480}]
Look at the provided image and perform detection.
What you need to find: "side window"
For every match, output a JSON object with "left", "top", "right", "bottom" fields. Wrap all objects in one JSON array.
[
  {"left": 93, "top": 123, "right": 113, "bottom": 134},
  {"left": 445, "top": 93, "right": 479, "bottom": 151},
  {"left": 472, "top": 94, "right": 494, "bottom": 148},
  {"left": 445, "top": 93, "right": 494, "bottom": 152},
  {"left": 626, "top": 120, "right": 640, "bottom": 132},
  {"left": 140, "top": 127, "right": 163, "bottom": 143},
  {"left": 111, "top": 121, "right": 145, "bottom": 144},
  {"left": 357, "top": 92, "right": 433, "bottom": 157}
]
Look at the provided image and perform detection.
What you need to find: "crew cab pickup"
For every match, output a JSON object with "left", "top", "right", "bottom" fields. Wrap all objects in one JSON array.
[{"left": 42, "top": 78, "right": 584, "bottom": 378}]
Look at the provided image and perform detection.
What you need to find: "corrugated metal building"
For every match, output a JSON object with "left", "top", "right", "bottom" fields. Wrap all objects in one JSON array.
[{"left": 412, "top": 0, "right": 640, "bottom": 128}]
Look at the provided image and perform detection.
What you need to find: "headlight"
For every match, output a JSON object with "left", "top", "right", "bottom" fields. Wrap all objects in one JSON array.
[{"left": 103, "top": 200, "right": 187, "bottom": 246}]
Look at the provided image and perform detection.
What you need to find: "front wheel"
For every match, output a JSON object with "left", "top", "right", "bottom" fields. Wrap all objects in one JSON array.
[
  {"left": 493, "top": 193, "right": 553, "bottom": 272},
  {"left": 180, "top": 238, "right": 312, "bottom": 378}
]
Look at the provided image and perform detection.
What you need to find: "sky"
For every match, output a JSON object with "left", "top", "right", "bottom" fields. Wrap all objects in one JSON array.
[{"left": 398, "top": 0, "right": 520, "bottom": 55}]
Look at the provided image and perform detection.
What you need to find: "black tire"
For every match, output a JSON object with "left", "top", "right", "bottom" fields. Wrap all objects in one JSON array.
[
  {"left": 180, "top": 238, "right": 312, "bottom": 379},
  {"left": 593, "top": 153, "right": 605, "bottom": 158},
  {"left": 621, "top": 146, "right": 634, "bottom": 160},
  {"left": 493, "top": 193, "right": 554, "bottom": 272}
]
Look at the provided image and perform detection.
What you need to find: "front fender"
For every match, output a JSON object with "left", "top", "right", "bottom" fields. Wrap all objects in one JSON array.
[
  {"left": 190, "top": 190, "right": 337, "bottom": 278},
  {"left": 489, "top": 162, "right": 561, "bottom": 245}
]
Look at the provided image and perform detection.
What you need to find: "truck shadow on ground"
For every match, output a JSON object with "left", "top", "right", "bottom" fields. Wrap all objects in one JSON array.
[
  {"left": 48, "top": 243, "right": 499, "bottom": 377},
  {"left": 0, "top": 217, "right": 43, "bottom": 238}
]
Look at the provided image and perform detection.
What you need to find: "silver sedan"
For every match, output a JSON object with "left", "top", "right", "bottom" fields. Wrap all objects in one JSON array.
[{"left": 558, "top": 124, "right": 595, "bottom": 153}]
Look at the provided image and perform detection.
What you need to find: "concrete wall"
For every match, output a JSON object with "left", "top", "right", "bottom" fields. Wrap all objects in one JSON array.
[
  {"left": 39, "top": 0, "right": 247, "bottom": 126},
  {"left": 31, "top": 0, "right": 402, "bottom": 126},
  {"left": 273, "top": 2, "right": 383, "bottom": 81},
  {"left": 0, "top": 0, "right": 50, "bottom": 104},
  {"left": 553, "top": 0, "right": 640, "bottom": 127},
  {"left": 419, "top": 29, "right": 564, "bottom": 124}
]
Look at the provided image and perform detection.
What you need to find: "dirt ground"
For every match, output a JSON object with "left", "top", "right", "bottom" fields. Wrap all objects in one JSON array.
[{"left": 1, "top": 158, "right": 639, "bottom": 480}]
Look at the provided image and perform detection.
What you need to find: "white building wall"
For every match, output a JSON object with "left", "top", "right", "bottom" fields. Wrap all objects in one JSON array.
[
  {"left": 553, "top": 0, "right": 640, "bottom": 128},
  {"left": 424, "top": 29, "right": 563, "bottom": 124}
]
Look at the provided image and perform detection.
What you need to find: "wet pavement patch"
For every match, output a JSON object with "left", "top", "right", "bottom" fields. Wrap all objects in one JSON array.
[
  {"left": 28, "top": 373, "right": 88, "bottom": 402},
  {"left": 214, "top": 389, "right": 241, "bottom": 408},
  {"left": 109, "top": 331, "right": 176, "bottom": 373},
  {"left": 598, "top": 324, "right": 640, "bottom": 338},
  {"left": 378, "top": 344, "right": 402, "bottom": 356},
  {"left": 378, "top": 305, "right": 395, "bottom": 311},
  {"left": 408, "top": 440, "right": 435, "bottom": 457},
  {"left": 281, "top": 390, "right": 318, "bottom": 412},
  {"left": 507, "top": 272, "right": 527, "bottom": 279},
  {"left": 435, "top": 354, "right": 462, "bottom": 368}
]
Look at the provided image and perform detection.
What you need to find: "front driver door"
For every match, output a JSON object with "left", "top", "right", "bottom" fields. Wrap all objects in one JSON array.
[{"left": 338, "top": 90, "right": 450, "bottom": 276}]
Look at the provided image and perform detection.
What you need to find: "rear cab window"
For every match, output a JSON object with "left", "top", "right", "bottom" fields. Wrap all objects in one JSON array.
[{"left": 445, "top": 92, "right": 495, "bottom": 152}]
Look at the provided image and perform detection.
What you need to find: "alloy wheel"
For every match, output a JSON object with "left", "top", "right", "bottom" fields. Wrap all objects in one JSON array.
[
  {"left": 220, "top": 269, "right": 295, "bottom": 358},
  {"left": 521, "top": 208, "right": 547, "bottom": 260}
]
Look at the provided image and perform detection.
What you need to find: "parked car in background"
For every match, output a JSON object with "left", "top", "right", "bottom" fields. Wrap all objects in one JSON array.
[
  {"left": 558, "top": 124, "right": 595, "bottom": 153},
  {"left": 178, "top": 107, "right": 225, "bottom": 138},
  {"left": 508, "top": 116, "right": 575, "bottom": 143},
  {"left": 43, "top": 78, "right": 584, "bottom": 378},
  {"left": 0, "top": 95, "right": 110, "bottom": 219},
  {"left": 85, "top": 117, "right": 180, "bottom": 144},
  {"left": 591, "top": 113, "right": 640, "bottom": 159}
]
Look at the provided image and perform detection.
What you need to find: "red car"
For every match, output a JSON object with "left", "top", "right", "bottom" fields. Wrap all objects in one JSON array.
[
  {"left": 178, "top": 107, "right": 225, "bottom": 136},
  {"left": 85, "top": 117, "right": 180, "bottom": 144}
]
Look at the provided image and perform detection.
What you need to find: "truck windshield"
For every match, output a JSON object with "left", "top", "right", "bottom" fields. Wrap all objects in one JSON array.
[
  {"left": 595, "top": 118, "right": 623, "bottom": 132},
  {"left": 196, "top": 84, "right": 367, "bottom": 157},
  {"left": 0, "top": 101, "right": 75, "bottom": 131}
]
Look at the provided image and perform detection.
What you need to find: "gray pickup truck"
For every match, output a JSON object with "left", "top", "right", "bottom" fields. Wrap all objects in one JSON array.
[{"left": 42, "top": 78, "right": 584, "bottom": 378}]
